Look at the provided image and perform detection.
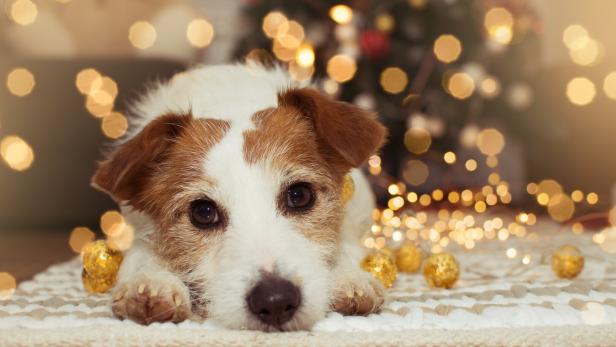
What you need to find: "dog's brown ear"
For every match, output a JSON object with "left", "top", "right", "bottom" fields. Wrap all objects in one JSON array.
[
  {"left": 279, "top": 88, "right": 387, "bottom": 169},
  {"left": 91, "top": 114, "right": 191, "bottom": 204}
]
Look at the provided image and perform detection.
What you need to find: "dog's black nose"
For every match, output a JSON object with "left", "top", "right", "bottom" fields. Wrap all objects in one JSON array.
[{"left": 247, "top": 276, "right": 301, "bottom": 326}]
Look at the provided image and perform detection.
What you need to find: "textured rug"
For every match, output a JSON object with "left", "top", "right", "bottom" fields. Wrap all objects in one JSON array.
[{"left": 1, "top": 223, "right": 616, "bottom": 346}]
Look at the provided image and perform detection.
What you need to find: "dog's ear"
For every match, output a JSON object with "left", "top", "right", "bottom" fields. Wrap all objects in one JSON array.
[
  {"left": 278, "top": 88, "right": 387, "bottom": 169},
  {"left": 91, "top": 114, "right": 191, "bottom": 204}
]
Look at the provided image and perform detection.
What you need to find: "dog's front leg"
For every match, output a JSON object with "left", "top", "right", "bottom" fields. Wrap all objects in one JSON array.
[
  {"left": 330, "top": 245, "right": 385, "bottom": 316},
  {"left": 110, "top": 241, "right": 192, "bottom": 324}
]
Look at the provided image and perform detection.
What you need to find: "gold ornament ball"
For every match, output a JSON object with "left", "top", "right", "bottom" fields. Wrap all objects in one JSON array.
[
  {"left": 82, "top": 268, "right": 117, "bottom": 294},
  {"left": 423, "top": 253, "right": 460, "bottom": 289},
  {"left": 396, "top": 243, "right": 424, "bottom": 273},
  {"left": 341, "top": 174, "right": 355, "bottom": 205},
  {"left": 82, "top": 240, "right": 123, "bottom": 285},
  {"left": 551, "top": 245, "right": 584, "bottom": 279},
  {"left": 361, "top": 251, "right": 398, "bottom": 288}
]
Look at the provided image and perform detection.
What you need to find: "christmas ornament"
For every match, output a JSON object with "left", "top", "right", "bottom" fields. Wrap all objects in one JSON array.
[
  {"left": 82, "top": 268, "right": 116, "bottom": 294},
  {"left": 341, "top": 174, "right": 355, "bottom": 205},
  {"left": 551, "top": 245, "right": 584, "bottom": 279},
  {"left": 361, "top": 251, "right": 398, "bottom": 288},
  {"left": 359, "top": 30, "right": 391, "bottom": 60},
  {"left": 423, "top": 253, "right": 460, "bottom": 289},
  {"left": 396, "top": 243, "right": 424, "bottom": 273},
  {"left": 81, "top": 240, "right": 123, "bottom": 294}
]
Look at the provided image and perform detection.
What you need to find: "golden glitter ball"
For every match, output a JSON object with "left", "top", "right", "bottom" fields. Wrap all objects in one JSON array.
[
  {"left": 396, "top": 243, "right": 424, "bottom": 273},
  {"left": 423, "top": 253, "right": 460, "bottom": 288},
  {"left": 341, "top": 174, "right": 355, "bottom": 205},
  {"left": 361, "top": 251, "right": 398, "bottom": 288},
  {"left": 82, "top": 268, "right": 116, "bottom": 294},
  {"left": 82, "top": 240, "right": 123, "bottom": 279},
  {"left": 551, "top": 245, "right": 584, "bottom": 279}
]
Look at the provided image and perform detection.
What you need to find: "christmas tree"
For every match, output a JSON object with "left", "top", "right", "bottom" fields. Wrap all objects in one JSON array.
[{"left": 233, "top": 0, "right": 541, "bottom": 207}]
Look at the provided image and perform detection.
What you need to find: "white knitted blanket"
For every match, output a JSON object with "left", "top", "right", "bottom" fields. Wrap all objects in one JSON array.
[{"left": 1, "top": 228, "right": 616, "bottom": 346}]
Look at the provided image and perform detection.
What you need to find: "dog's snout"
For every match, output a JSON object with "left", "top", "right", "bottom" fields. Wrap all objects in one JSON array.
[{"left": 247, "top": 276, "right": 301, "bottom": 326}]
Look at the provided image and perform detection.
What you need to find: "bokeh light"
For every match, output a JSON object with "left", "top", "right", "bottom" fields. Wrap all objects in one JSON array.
[
  {"left": 75, "top": 69, "right": 102, "bottom": 95},
  {"left": 465, "top": 159, "right": 478, "bottom": 172},
  {"left": 563, "top": 25, "right": 590, "bottom": 50},
  {"left": 480, "top": 76, "right": 501, "bottom": 98},
  {"left": 447, "top": 72, "right": 475, "bottom": 99},
  {"left": 129, "top": 21, "right": 157, "bottom": 49},
  {"left": 603, "top": 72, "right": 616, "bottom": 100},
  {"left": 6, "top": 68, "right": 35, "bottom": 97},
  {"left": 404, "top": 160, "right": 429, "bottom": 186},
  {"left": 443, "top": 151, "right": 456, "bottom": 164},
  {"left": 262, "top": 11, "right": 288, "bottom": 38},
  {"left": 0, "top": 136, "right": 35, "bottom": 171},
  {"left": 580, "top": 302, "right": 606, "bottom": 325},
  {"left": 68, "top": 227, "right": 95, "bottom": 253},
  {"left": 186, "top": 19, "right": 214, "bottom": 48},
  {"left": 0, "top": 272, "right": 17, "bottom": 300},
  {"left": 329, "top": 5, "right": 353, "bottom": 25},
  {"left": 9, "top": 0, "right": 38, "bottom": 26},
  {"left": 547, "top": 194, "right": 575, "bottom": 222},
  {"left": 569, "top": 38, "right": 602, "bottom": 66},
  {"left": 484, "top": 7, "right": 514, "bottom": 45},
  {"left": 433, "top": 34, "right": 462, "bottom": 63},
  {"left": 566, "top": 77, "right": 596, "bottom": 106},
  {"left": 375, "top": 14, "right": 395, "bottom": 32},
  {"left": 404, "top": 128, "right": 432, "bottom": 154},
  {"left": 101, "top": 112, "right": 129, "bottom": 139},
  {"left": 380, "top": 67, "right": 408, "bottom": 94},
  {"left": 296, "top": 44, "right": 315, "bottom": 67},
  {"left": 327, "top": 54, "right": 357, "bottom": 83},
  {"left": 477, "top": 128, "right": 505, "bottom": 156}
]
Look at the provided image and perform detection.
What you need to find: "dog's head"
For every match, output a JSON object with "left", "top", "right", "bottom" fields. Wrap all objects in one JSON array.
[{"left": 92, "top": 87, "right": 386, "bottom": 330}]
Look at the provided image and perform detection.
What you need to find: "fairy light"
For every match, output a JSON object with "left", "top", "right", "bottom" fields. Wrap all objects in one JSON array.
[
  {"left": 586, "top": 192, "right": 599, "bottom": 205},
  {"left": 571, "top": 190, "right": 584, "bottom": 202}
]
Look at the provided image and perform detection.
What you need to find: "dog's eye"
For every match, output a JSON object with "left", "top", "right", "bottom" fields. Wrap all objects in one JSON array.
[
  {"left": 189, "top": 199, "right": 220, "bottom": 229},
  {"left": 286, "top": 182, "right": 315, "bottom": 211}
]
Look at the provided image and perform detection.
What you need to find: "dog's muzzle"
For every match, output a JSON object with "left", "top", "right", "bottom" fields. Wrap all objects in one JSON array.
[{"left": 246, "top": 276, "right": 301, "bottom": 326}]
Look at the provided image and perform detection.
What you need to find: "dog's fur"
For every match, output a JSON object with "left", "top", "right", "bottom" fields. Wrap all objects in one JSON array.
[{"left": 91, "top": 63, "right": 387, "bottom": 331}]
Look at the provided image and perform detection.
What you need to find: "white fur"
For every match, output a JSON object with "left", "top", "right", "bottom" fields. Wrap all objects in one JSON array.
[{"left": 115, "top": 64, "right": 376, "bottom": 330}]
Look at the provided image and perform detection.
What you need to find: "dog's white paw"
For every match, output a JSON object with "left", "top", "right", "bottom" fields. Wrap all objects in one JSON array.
[
  {"left": 330, "top": 272, "right": 385, "bottom": 316},
  {"left": 111, "top": 274, "right": 192, "bottom": 324}
]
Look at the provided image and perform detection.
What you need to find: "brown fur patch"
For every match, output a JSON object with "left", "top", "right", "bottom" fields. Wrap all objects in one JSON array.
[{"left": 92, "top": 115, "right": 230, "bottom": 273}]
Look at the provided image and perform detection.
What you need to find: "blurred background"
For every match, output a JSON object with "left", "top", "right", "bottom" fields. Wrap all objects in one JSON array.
[{"left": 1, "top": 0, "right": 616, "bottom": 282}]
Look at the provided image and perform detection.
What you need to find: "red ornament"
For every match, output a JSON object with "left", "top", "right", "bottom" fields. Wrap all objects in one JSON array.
[{"left": 360, "top": 30, "right": 391, "bottom": 60}]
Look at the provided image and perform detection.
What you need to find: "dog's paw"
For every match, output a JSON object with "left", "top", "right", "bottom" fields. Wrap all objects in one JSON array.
[
  {"left": 331, "top": 273, "right": 385, "bottom": 316},
  {"left": 111, "top": 275, "right": 191, "bottom": 324}
]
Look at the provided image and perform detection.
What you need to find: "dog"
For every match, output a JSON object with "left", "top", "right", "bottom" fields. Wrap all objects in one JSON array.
[{"left": 91, "top": 63, "right": 388, "bottom": 331}]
